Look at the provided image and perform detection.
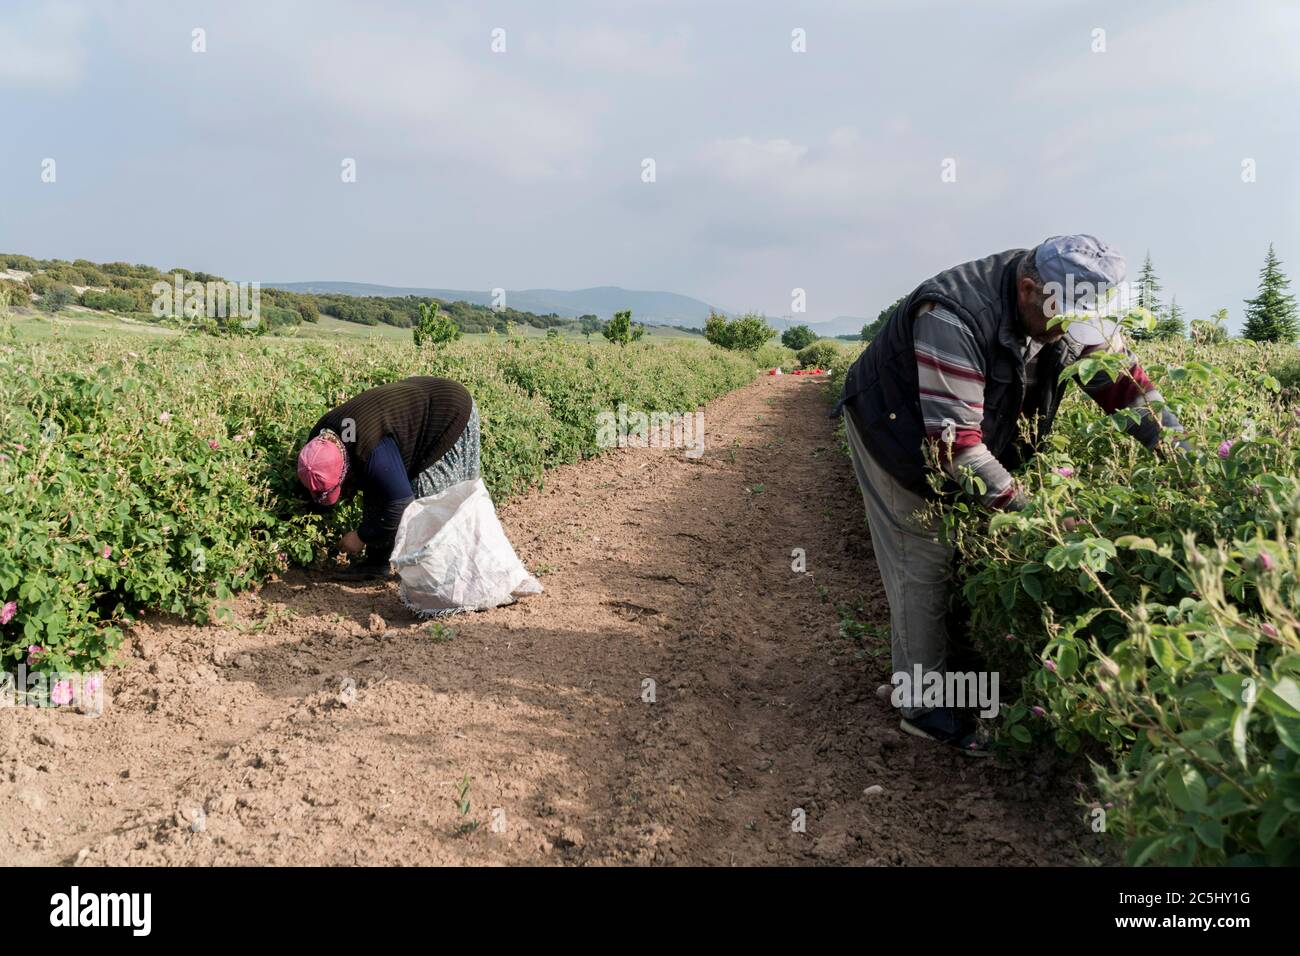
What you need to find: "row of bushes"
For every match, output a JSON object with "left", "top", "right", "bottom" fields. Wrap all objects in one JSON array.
[
  {"left": 827, "top": 331, "right": 1300, "bottom": 864},
  {"left": 0, "top": 335, "right": 758, "bottom": 678}
]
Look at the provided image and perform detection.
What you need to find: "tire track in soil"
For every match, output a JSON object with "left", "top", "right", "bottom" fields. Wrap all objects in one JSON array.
[{"left": 1, "top": 375, "right": 1102, "bottom": 866}]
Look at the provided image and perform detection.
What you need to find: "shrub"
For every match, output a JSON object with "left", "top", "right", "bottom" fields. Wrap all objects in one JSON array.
[
  {"left": 704, "top": 311, "right": 773, "bottom": 351},
  {"left": 80, "top": 289, "right": 136, "bottom": 313},
  {"left": 0, "top": 336, "right": 755, "bottom": 680},
  {"left": 38, "top": 283, "right": 74, "bottom": 313},
  {"left": 754, "top": 343, "right": 796, "bottom": 370},
  {"left": 781, "top": 325, "right": 817, "bottom": 350},
  {"left": 601, "top": 309, "right": 644, "bottom": 346},
  {"left": 413, "top": 301, "right": 461, "bottom": 347},
  {"left": 795, "top": 339, "right": 843, "bottom": 370},
  {"left": 941, "top": 331, "right": 1300, "bottom": 863},
  {"left": 0, "top": 279, "right": 29, "bottom": 307}
]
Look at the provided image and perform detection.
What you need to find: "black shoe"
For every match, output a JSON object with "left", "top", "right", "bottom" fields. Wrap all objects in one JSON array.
[
  {"left": 327, "top": 565, "right": 391, "bottom": 582},
  {"left": 899, "top": 707, "right": 992, "bottom": 758},
  {"left": 326, "top": 553, "right": 393, "bottom": 582}
]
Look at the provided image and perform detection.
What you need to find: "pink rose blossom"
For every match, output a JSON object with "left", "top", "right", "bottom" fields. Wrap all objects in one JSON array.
[
  {"left": 1004, "top": 633, "right": 1015, "bottom": 642},
  {"left": 158, "top": 412, "right": 171, "bottom": 423},
  {"left": 208, "top": 439, "right": 219, "bottom": 450},
  {"left": 80, "top": 675, "right": 103, "bottom": 699},
  {"left": 1261, "top": 622, "right": 1280, "bottom": 639},
  {"left": 51, "top": 680, "right": 74, "bottom": 706},
  {"left": 1217, "top": 440, "right": 1234, "bottom": 459},
  {"left": 1044, "top": 660, "right": 1058, "bottom": 673},
  {"left": 1031, "top": 705, "right": 1046, "bottom": 717},
  {"left": 1055, "top": 466, "right": 1074, "bottom": 478},
  {"left": 1257, "top": 552, "right": 1274, "bottom": 572},
  {"left": 26, "top": 644, "right": 44, "bottom": 664},
  {"left": 102, "top": 545, "right": 112, "bottom": 560},
  {"left": 0, "top": 601, "right": 16, "bottom": 625}
]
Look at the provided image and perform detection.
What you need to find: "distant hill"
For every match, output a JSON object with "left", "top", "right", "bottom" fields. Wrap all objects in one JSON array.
[
  {"left": 767, "top": 314, "right": 869, "bottom": 337},
  {"left": 266, "top": 282, "right": 726, "bottom": 327}
]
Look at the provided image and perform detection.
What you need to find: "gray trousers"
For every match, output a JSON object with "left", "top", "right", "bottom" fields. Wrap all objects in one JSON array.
[{"left": 844, "top": 409, "right": 953, "bottom": 717}]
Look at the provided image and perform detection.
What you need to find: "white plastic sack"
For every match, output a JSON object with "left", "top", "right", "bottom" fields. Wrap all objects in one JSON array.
[{"left": 389, "top": 478, "right": 543, "bottom": 616}]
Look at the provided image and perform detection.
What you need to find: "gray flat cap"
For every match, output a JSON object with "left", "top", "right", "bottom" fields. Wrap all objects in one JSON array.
[{"left": 1034, "top": 234, "right": 1127, "bottom": 291}]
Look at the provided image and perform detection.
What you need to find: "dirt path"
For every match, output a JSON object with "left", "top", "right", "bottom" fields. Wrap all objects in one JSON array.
[{"left": 2, "top": 375, "right": 1099, "bottom": 865}]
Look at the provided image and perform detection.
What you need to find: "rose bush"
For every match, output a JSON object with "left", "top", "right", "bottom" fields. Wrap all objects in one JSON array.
[
  {"left": 0, "top": 335, "right": 755, "bottom": 679},
  {"left": 827, "top": 327, "right": 1300, "bottom": 863},
  {"left": 942, "top": 335, "right": 1300, "bottom": 864}
]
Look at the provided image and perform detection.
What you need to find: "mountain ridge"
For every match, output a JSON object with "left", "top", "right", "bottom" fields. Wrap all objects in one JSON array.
[{"left": 265, "top": 280, "right": 865, "bottom": 335}]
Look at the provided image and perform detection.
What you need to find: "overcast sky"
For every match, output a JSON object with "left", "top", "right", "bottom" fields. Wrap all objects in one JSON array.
[{"left": 2, "top": 0, "right": 1297, "bottom": 326}]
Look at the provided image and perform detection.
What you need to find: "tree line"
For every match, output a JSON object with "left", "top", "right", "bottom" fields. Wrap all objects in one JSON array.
[{"left": 0, "top": 253, "right": 575, "bottom": 334}]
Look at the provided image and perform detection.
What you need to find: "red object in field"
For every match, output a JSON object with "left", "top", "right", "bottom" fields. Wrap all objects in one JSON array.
[{"left": 769, "top": 367, "right": 827, "bottom": 376}]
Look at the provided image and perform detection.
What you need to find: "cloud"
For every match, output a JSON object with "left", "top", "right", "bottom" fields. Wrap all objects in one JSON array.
[
  {"left": 1026, "top": 1, "right": 1300, "bottom": 101},
  {"left": 523, "top": 24, "right": 694, "bottom": 77},
  {"left": 0, "top": 1, "right": 90, "bottom": 90},
  {"left": 95, "top": 1, "right": 604, "bottom": 183},
  {"left": 687, "top": 127, "right": 1011, "bottom": 250}
]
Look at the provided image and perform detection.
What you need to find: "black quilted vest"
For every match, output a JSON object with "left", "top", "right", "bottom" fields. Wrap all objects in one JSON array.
[{"left": 838, "top": 248, "right": 1078, "bottom": 496}]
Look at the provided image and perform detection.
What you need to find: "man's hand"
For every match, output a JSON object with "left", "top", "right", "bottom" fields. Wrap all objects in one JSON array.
[{"left": 340, "top": 530, "right": 365, "bottom": 555}]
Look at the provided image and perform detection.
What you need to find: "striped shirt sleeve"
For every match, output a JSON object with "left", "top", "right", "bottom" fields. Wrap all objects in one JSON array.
[
  {"left": 914, "top": 306, "right": 1023, "bottom": 510},
  {"left": 1077, "top": 331, "right": 1185, "bottom": 449}
]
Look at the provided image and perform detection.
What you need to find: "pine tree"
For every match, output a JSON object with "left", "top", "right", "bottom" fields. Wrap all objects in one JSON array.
[
  {"left": 1131, "top": 252, "right": 1163, "bottom": 340},
  {"left": 1242, "top": 244, "right": 1298, "bottom": 343},
  {"left": 1154, "top": 297, "right": 1186, "bottom": 339}
]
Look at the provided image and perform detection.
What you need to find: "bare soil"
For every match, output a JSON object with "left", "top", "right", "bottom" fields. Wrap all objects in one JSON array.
[{"left": 2, "top": 375, "right": 1101, "bottom": 866}]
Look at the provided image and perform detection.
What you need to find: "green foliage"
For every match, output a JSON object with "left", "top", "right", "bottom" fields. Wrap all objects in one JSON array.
[
  {"left": 578, "top": 314, "right": 604, "bottom": 342},
  {"left": 0, "top": 336, "right": 754, "bottom": 679},
  {"left": 1191, "top": 310, "right": 1229, "bottom": 345},
  {"left": 601, "top": 309, "right": 644, "bottom": 346},
  {"left": 862, "top": 296, "right": 903, "bottom": 342},
  {"left": 0, "top": 279, "right": 28, "bottom": 309},
  {"left": 0, "top": 253, "right": 572, "bottom": 336},
  {"left": 38, "top": 283, "right": 74, "bottom": 314},
  {"left": 781, "top": 324, "right": 817, "bottom": 350},
  {"left": 1131, "top": 253, "right": 1164, "bottom": 341},
  {"left": 412, "top": 301, "right": 461, "bottom": 347},
  {"left": 1153, "top": 298, "right": 1186, "bottom": 340},
  {"left": 704, "top": 310, "right": 773, "bottom": 351},
  {"left": 795, "top": 339, "right": 844, "bottom": 370},
  {"left": 753, "top": 343, "right": 796, "bottom": 370},
  {"left": 1243, "top": 244, "right": 1298, "bottom": 344},
  {"left": 79, "top": 289, "right": 136, "bottom": 313},
  {"left": 0, "top": 287, "right": 16, "bottom": 341},
  {"left": 260, "top": 304, "right": 302, "bottom": 330},
  {"left": 941, "top": 335, "right": 1300, "bottom": 864}
]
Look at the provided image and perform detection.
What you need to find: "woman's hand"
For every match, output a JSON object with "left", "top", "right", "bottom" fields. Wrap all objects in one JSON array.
[{"left": 340, "top": 530, "right": 365, "bottom": 554}]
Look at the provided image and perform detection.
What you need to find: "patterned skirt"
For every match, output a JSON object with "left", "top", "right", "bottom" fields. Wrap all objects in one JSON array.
[{"left": 413, "top": 400, "right": 481, "bottom": 498}]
